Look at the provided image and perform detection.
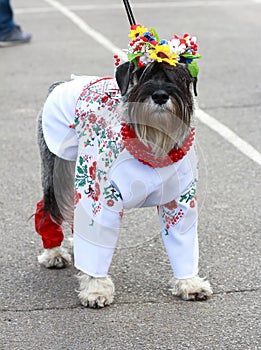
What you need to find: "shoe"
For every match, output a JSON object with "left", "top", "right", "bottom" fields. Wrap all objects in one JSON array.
[{"left": 0, "top": 25, "right": 32, "bottom": 47}]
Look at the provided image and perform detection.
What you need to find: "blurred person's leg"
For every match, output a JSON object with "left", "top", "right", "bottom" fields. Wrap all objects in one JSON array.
[
  {"left": 0, "top": 0, "right": 31, "bottom": 46},
  {"left": 0, "top": 0, "right": 15, "bottom": 35}
]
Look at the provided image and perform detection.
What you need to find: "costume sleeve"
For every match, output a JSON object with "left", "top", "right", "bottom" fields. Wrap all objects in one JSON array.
[
  {"left": 73, "top": 155, "right": 124, "bottom": 277},
  {"left": 158, "top": 180, "right": 199, "bottom": 279}
]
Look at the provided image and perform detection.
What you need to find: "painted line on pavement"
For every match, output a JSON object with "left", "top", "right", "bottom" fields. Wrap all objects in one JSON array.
[
  {"left": 44, "top": 0, "right": 127, "bottom": 60},
  {"left": 43, "top": 0, "right": 261, "bottom": 166},
  {"left": 16, "top": 0, "right": 258, "bottom": 14},
  {"left": 195, "top": 109, "right": 261, "bottom": 165}
]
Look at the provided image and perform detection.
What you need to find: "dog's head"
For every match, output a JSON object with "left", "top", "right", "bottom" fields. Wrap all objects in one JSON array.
[
  {"left": 116, "top": 61, "right": 194, "bottom": 156},
  {"left": 114, "top": 25, "right": 201, "bottom": 157}
]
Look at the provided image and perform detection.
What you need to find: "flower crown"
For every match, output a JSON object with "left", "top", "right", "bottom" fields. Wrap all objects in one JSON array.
[{"left": 115, "top": 24, "right": 201, "bottom": 78}]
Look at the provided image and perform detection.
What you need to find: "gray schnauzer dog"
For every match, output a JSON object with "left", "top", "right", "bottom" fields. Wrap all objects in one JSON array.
[{"left": 35, "top": 31, "right": 213, "bottom": 307}]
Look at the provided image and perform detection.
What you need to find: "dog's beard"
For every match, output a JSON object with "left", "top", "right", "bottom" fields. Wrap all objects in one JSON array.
[{"left": 123, "top": 97, "right": 191, "bottom": 157}]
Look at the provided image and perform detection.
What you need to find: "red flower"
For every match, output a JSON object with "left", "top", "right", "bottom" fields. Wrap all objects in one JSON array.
[{"left": 190, "top": 200, "right": 195, "bottom": 208}]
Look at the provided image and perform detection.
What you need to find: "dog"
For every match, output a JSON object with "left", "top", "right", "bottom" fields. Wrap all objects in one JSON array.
[{"left": 35, "top": 27, "right": 213, "bottom": 307}]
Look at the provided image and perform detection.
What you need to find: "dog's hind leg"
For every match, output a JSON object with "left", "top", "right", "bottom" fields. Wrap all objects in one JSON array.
[{"left": 35, "top": 104, "right": 73, "bottom": 268}]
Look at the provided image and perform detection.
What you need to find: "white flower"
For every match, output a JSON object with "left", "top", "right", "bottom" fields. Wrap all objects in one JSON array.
[
  {"left": 169, "top": 39, "right": 186, "bottom": 55},
  {"left": 139, "top": 53, "right": 153, "bottom": 65}
]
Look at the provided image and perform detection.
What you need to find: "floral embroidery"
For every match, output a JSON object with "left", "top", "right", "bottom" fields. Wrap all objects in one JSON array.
[
  {"left": 74, "top": 190, "right": 82, "bottom": 206},
  {"left": 75, "top": 155, "right": 89, "bottom": 188},
  {"left": 103, "top": 185, "right": 122, "bottom": 204},
  {"left": 161, "top": 179, "right": 197, "bottom": 235},
  {"left": 74, "top": 78, "right": 124, "bottom": 217},
  {"left": 89, "top": 161, "right": 97, "bottom": 180},
  {"left": 164, "top": 199, "right": 178, "bottom": 210},
  {"left": 161, "top": 206, "right": 184, "bottom": 236},
  {"left": 179, "top": 179, "right": 197, "bottom": 205}
]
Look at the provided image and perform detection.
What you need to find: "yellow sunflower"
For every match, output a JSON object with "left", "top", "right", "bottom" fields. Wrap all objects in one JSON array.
[
  {"left": 128, "top": 25, "right": 149, "bottom": 40},
  {"left": 149, "top": 44, "right": 178, "bottom": 66}
]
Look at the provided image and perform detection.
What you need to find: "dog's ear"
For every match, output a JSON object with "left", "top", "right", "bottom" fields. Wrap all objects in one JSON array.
[{"left": 115, "top": 61, "right": 133, "bottom": 96}]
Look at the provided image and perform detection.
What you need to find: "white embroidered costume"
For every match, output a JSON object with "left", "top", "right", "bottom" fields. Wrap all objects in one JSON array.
[{"left": 42, "top": 76, "right": 199, "bottom": 279}]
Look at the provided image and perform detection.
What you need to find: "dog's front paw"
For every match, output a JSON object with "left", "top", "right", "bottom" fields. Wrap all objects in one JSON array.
[
  {"left": 38, "top": 247, "right": 72, "bottom": 268},
  {"left": 77, "top": 274, "right": 114, "bottom": 308},
  {"left": 170, "top": 275, "right": 213, "bottom": 301}
]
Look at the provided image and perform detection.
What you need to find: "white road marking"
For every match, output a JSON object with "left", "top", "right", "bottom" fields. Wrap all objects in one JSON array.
[
  {"left": 44, "top": 0, "right": 127, "bottom": 60},
  {"left": 195, "top": 109, "right": 261, "bottom": 165},
  {"left": 15, "top": 0, "right": 258, "bottom": 14},
  {"left": 41, "top": 0, "right": 261, "bottom": 166}
]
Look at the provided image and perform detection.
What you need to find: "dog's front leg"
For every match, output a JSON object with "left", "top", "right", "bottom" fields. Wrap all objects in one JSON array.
[
  {"left": 159, "top": 186, "right": 213, "bottom": 301},
  {"left": 77, "top": 274, "right": 115, "bottom": 308},
  {"left": 170, "top": 275, "right": 213, "bottom": 301}
]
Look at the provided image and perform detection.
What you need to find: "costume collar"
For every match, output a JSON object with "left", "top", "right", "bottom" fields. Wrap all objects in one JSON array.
[{"left": 121, "top": 123, "right": 195, "bottom": 168}]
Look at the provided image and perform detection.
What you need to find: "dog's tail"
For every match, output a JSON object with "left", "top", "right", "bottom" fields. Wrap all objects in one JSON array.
[{"left": 34, "top": 80, "right": 75, "bottom": 226}]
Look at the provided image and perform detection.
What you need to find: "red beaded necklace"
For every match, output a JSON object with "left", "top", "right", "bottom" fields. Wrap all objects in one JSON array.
[{"left": 121, "top": 123, "right": 195, "bottom": 168}]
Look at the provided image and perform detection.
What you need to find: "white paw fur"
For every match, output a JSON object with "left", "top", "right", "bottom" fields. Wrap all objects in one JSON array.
[
  {"left": 170, "top": 275, "right": 213, "bottom": 301},
  {"left": 38, "top": 247, "right": 72, "bottom": 268},
  {"left": 77, "top": 274, "right": 115, "bottom": 308}
]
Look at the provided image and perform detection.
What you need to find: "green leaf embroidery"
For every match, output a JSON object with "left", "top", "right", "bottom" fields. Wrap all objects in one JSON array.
[
  {"left": 77, "top": 166, "right": 84, "bottom": 174},
  {"left": 78, "top": 179, "right": 86, "bottom": 187}
]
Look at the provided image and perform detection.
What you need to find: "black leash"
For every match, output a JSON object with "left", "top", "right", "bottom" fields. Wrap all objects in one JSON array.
[{"left": 122, "top": 0, "right": 136, "bottom": 25}]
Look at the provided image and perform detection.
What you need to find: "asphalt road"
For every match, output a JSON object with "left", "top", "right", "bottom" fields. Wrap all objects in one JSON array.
[{"left": 0, "top": 0, "right": 260, "bottom": 349}]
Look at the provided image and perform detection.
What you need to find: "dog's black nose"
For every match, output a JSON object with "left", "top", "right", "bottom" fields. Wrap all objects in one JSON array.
[{"left": 152, "top": 90, "right": 169, "bottom": 105}]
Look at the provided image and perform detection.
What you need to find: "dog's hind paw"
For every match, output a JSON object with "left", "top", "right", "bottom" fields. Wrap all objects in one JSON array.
[
  {"left": 170, "top": 275, "right": 213, "bottom": 301},
  {"left": 77, "top": 274, "right": 114, "bottom": 308},
  {"left": 38, "top": 247, "right": 72, "bottom": 268}
]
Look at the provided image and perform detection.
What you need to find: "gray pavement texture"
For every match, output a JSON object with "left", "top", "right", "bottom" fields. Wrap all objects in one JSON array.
[{"left": 0, "top": 0, "right": 260, "bottom": 349}]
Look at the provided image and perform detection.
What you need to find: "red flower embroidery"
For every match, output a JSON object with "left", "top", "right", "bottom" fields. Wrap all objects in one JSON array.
[
  {"left": 89, "top": 161, "right": 97, "bottom": 180},
  {"left": 190, "top": 200, "right": 195, "bottom": 208},
  {"left": 107, "top": 199, "right": 114, "bottom": 207},
  {"left": 164, "top": 200, "right": 178, "bottom": 210},
  {"left": 94, "top": 182, "right": 100, "bottom": 201},
  {"left": 101, "top": 94, "right": 109, "bottom": 103},
  {"left": 88, "top": 113, "right": 97, "bottom": 124},
  {"left": 74, "top": 190, "right": 82, "bottom": 205}
]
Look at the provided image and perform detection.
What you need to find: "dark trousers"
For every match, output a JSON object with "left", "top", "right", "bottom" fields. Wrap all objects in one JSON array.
[{"left": 0, "top": 0, "right": 15, "bottom": 35}]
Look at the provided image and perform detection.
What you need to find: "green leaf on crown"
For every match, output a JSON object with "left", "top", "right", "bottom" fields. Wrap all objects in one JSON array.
[
  {"left": 150, "top": 28, "right": 160, "bottom": 42},
  {"left": 128, "top": 52, "right": 142, "bottom": 62},
  {"left": 181, "top": 53, "right": 202, "bottom": 59},
  {"left": 128, "top": 52, "right": 143, "bottom": 66},
  {"left": 188, "top": 60, "right": 199, "bottom": 78}
]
